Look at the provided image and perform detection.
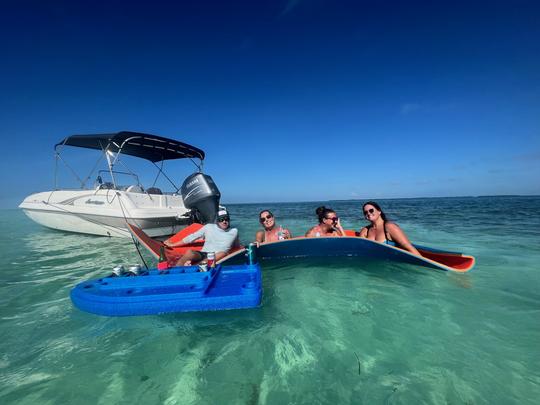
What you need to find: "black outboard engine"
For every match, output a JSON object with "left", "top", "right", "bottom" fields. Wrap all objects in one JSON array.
[{"left": 180, "top": 173, "right": 221, "bottom": 224}]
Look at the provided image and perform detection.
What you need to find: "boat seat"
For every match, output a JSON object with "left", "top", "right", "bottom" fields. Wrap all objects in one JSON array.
[
  {"left": 126, "top": 185, "right": 144, "bottom": 193},
  {"left": 146, "top": 187, "right": 162, "bottom": 195},
  {"left": 98, "top": 182, "right": 115, "bottom": 190}
]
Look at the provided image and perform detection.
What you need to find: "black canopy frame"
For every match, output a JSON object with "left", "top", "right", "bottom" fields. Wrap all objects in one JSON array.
[
  {"left": 55, "top": 131, "right": 205, "bottom": 162},
  {"left": 53, "top": 131, "right": 205, "bottom": 191}
]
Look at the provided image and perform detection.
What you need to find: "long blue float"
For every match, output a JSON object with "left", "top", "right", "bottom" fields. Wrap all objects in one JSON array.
[
  {"left": 126, "top": 224, "right": 475, "bottom": 273},
  {"left": 220, "top": 237, "right": 475, "bottom": 272},
  {"left": 70, "top": 263, "right": 262, "bottom": 317}
]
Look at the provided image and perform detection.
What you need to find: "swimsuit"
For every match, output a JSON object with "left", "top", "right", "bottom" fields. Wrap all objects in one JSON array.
[
  {"left": 365, "top": 222, "right": 393, "bottom": 245},
  {"left": 310, "top": 225, "right": 338, "bottom": 237},
  {"left": 263, "top": 228, "right": 281, "bottom": 242}
]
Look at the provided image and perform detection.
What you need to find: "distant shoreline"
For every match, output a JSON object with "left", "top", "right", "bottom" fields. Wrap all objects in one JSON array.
[
  {"left": 220, "top": 195, "right": 540, "bottom": 205},
  {"left": 4, "top": 194, "right": 539, "bottom": 210}
]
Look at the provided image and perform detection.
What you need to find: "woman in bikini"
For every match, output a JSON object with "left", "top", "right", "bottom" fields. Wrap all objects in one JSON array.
[
  {"left": 359, "top": 201, "right": 421, "bottom": 256},
  {"left": 305, "top": 206, "right": 345, "bottom": 237},
  {"left": 255, "top": 210, "right": 292, "bottom": 244}
]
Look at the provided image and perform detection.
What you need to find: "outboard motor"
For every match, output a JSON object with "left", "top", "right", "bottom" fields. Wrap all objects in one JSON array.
[{"left": 180, "top": 173, "right": 221, "bottom": 224}]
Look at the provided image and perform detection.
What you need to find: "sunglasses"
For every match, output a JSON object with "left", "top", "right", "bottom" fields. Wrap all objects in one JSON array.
[
  {"left": 217, "top": 216, "right": 230, "bottom": 222},
  {"left": 325, "top": 216, "right": 338, "bottom": 222},
  {"left": 363, "top": 208, "right": 375, "bottom": 216},
  {"left": 259, "top": 214, "right": 273, "bottom": 223}
]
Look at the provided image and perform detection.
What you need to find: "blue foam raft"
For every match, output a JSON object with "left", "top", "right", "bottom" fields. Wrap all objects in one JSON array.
[{"left": 70, "top": 263, "right": 262, "bottom": 316}]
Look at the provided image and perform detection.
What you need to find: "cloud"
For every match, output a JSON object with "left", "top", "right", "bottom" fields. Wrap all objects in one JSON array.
[
  {"left": 400, "top": 102, "right": 457, "bottom": 116},
  {"left": 281, "top": 0, "right": 302, "bottom": 15},
  {"left": 400, "top": 103, "right": 422, "bottom": 115},
  {"left": 513, "top": 151, "right": 540, "bottom": 161},
  {"left": 239, "top": 37, "right": 255, "bottom": 50},
  {"left": 488, "top": 168, "right": 505, "bottom": 174}
]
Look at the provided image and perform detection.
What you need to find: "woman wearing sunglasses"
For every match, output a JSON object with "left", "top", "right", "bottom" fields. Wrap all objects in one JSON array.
[
  {"left": 255, "top": 210, "right": 292, "bottom": 244},
  {"left": 359, "top": 201, "right": 421, "bottom": 256},
  {"left": 305, "top": 206, "right": 345, "bottom": 237}
]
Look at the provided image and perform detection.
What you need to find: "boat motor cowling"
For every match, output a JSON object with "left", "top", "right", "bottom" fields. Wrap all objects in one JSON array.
[{"left": 180, "top": 173, "right": 221, "bottom": 224}]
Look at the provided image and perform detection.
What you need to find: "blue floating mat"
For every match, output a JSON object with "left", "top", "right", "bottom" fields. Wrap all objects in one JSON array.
[
  {"left": 70, "top": 263, "right": 262, "bottom": 317},
  {"left": 221, "top": 237, "right": 475, "bottom": 272}
]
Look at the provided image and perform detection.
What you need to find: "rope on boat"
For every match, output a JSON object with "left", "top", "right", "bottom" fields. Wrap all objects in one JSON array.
[
  {"left": 42, "top": 193, "right": 151, "bottom": 270},
  {"left": 117, "top": 194, "right": 149, "bottom": 270}
]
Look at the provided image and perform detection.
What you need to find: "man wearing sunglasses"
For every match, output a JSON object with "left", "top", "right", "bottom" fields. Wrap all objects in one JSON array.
[{"left": 167, "top": 209, "right": 240, "bottom": 267}]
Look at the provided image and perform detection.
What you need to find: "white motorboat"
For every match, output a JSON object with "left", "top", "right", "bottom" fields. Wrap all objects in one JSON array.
[{"left": 19, "top": 131, "right": 222, "bottom": 237}]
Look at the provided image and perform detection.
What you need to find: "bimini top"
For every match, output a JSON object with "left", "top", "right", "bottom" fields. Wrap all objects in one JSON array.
[{"left": 55, "top": 131, "right": 205, "bottom": 162}]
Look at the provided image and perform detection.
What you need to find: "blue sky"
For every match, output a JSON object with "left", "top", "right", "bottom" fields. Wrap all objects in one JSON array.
[{"left": 1, "top": 0, "right": 539, "bottom": 208}]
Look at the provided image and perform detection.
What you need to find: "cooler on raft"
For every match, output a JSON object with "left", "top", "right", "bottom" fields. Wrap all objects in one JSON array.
[{"left": 70, "top": 263, "right": 262, "bottom": 317}]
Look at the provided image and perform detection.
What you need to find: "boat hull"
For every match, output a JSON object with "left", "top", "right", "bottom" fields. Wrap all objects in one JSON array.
[{"left": 19, "top": 190, "right": 190, "bottom": 237}]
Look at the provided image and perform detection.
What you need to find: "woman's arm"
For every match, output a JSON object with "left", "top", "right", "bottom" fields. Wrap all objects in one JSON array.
[
  {"left": 255, "top": 230, "right": 265, "bottom": 243},
  {"left": 359, "top": 227, "right": 368, "bottom": 238},
  {"left": 334, "top": 218, "right": 345, "bottom": 236},
  {"left": 385, "top": 223, "right": 421, "bottom": 256},
  {"left": 305, "top": 227, "right": 315, "bottom": 237}
]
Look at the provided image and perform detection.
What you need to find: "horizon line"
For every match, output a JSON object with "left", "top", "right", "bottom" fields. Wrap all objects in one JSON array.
[{"left": 220, "top": 194, "right": 540, "bottom": 205}]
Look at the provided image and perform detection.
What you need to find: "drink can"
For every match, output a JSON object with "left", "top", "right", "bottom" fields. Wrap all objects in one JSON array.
[
  {"left": 127, "top": 264, "right": 141, "bottom": 276},
  {"left": 112, "top": 265, "right": 125, "bottom": 277},
  {"left": 207, "top": 252, "right": 216, "bottom": 268}
]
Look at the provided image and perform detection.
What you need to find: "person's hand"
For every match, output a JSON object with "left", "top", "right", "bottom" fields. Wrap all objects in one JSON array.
[{"left": 284, "top": 229, "right": 291, "bottom": 239}]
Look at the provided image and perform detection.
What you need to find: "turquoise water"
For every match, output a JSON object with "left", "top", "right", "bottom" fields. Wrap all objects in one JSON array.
[{"left": 1, "top": 197, "right": 539, "bottom": 404}]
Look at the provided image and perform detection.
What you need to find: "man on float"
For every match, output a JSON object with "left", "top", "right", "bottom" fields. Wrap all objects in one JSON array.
[{"left": 166, "top": 209, "right": 240, "bottom": 268}]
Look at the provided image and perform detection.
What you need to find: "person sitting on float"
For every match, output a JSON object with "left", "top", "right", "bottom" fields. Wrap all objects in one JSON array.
[
  {"left": 166, "top": 209, "right": 240, "bottom": 267},
  {"left": 255, "top": 210, "right": 292, "bottom": 244},
  {"left": 358, "top": 201, "right": 421, "bottom": 256},
  {"left": 305, "top": 206, "right": 345, "bottom": 237}
]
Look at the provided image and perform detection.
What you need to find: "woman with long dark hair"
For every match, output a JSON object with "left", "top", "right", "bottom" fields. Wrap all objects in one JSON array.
[
  {"left": 359, "top": 201, "right": 421, "bottom": 256},
  {"left": 255, "top": 209, "right": 292, "bottom": 243}
]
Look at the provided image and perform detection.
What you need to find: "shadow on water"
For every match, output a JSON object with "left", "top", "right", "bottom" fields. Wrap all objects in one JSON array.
[{"left": 75, "top": 256, "right": 442, "bottom": 340}]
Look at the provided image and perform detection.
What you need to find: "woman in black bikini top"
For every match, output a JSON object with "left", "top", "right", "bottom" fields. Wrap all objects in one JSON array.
[{"left": 359, "top": 201, "right": 421, "bottom": 256}]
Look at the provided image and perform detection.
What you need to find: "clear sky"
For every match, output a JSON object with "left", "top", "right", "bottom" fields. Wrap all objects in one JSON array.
[{"left": 1, "top": 0, "right": 539, "bottom": 208}]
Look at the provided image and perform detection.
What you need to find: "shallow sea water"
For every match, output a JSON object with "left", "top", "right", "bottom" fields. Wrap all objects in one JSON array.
[{"left": 1, "top": 197, "right": 539, "bottom": 404}]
